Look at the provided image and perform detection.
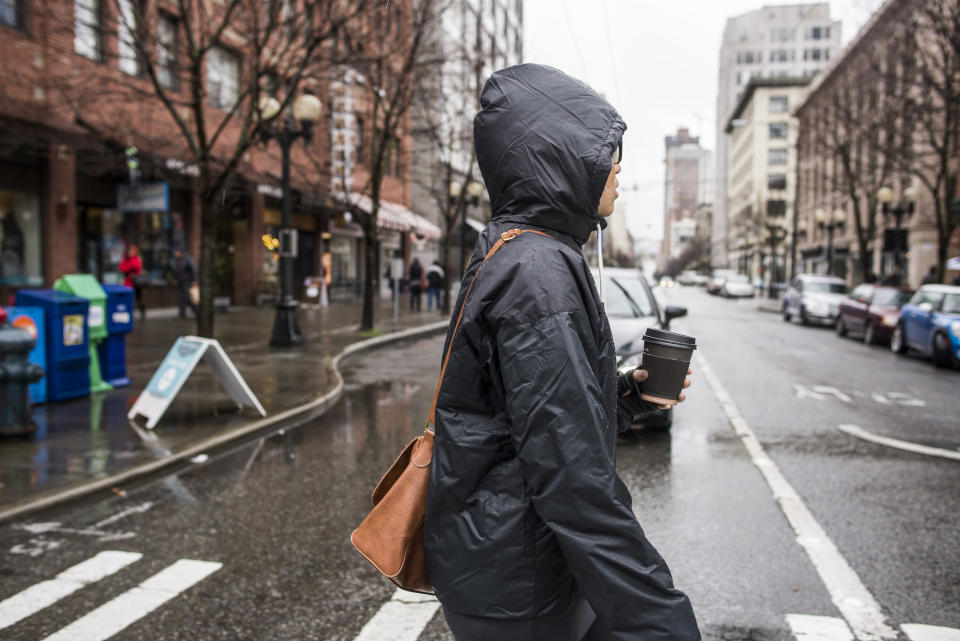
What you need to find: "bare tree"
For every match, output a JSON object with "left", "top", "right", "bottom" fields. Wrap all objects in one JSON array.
[
  {"left": 55, "top": 0, "right": 364, "bottom": 336},
  {"left": 885, "top": 0, "right": 960, "bottom": 282},
  {"left": 341, "top": 0, "right": 446, "bottom": 331}
]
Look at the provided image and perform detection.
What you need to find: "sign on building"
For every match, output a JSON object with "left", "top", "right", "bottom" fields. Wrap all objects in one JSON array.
[{"left": 117, "top": 182, "right": 170, "bottom": 213}]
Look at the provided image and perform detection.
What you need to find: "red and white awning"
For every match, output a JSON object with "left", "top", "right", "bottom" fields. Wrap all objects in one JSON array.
[{"left": 346, "top": 193, "right": 442, "bottom": 240}]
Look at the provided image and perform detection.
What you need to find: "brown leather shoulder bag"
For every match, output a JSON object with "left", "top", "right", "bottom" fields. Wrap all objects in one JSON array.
[{"left": 350, "top": 229, "right": 551, "bottom": 594}]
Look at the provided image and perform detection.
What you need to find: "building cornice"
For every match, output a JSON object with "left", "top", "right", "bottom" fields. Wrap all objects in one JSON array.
[{"left": 725, "top": 77, "right": 810, "bottom": 133}]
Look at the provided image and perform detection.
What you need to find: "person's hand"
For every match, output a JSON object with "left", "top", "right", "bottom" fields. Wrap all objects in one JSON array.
[{"left": 630, "top": 367, "right": 692, "bottom": 410}]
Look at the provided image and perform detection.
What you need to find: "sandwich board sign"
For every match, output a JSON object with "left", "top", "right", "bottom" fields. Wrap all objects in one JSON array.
[{"left": 128, "top": 336, "right": 266, "bottom": 429}]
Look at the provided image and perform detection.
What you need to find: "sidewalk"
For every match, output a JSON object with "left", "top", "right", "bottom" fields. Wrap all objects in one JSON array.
[{"left": 0, "top": 299, "right": 451, "bottom": 521}]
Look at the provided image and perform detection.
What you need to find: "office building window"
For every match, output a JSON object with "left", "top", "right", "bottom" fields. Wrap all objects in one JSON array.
[
  {"left": 157, "top": 14, "right": 178, "bottom": 89},
  {"left": 769, "top": 122, "right": 788, "bottom": 139},
  {"left": 767, "top": 200, "right": 787, "bottom": 217},
  {"left": 769, "top": 96, "right": 789, "bottom": 113},
  {"left": 768, "top": 148, "right": 788, "bottom": 165},
  {"left": 805, "top": 26, "right": 830, "bottom": 40},
  {"left": 117, "top": 0, "right": 138, "bottom": 75},
  {"left": 771, "top": 49, "right": 795, "bottom": 63},
  {"left": 736, "top": 50, "right": 762, "bottom": 64},
  {"left": 771, "top": 27, "right": 796, "bottom": 43},
  {"left": 74, "top": 0, "right": 101, "bottom": 60},
  {"left": 1, "top": 0, "right": 21, "bottom": 28},
  {"left": 803, "top": 48, "right": 823, "bottom": 62},
  {"left": 768, "top": 174, "right": 787, "bottom": 190},
  {"left": 207, "top": 46, "right": 239, "bottom": 109}
]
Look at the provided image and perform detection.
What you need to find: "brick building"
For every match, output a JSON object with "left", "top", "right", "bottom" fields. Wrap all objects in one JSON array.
[{"left": 0, "top": 0, "right": 436, "bottom": 306}]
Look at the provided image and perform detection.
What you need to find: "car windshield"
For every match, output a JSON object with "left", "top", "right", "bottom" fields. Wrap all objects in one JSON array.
[
  {"left": 873, "top": 289, "right": 907, "bottom": 307},
  {"left": 603, "top": 275, "right": 655, "bottom": 318},
  {"left": 806, "top": 281, "right": 847, "bottom": 294},
  {"left": 943, "top": 293, "right": 960, "bottom": 313},
  {"left": 727, "top": 275, "right": 749, "bottom": 283}
]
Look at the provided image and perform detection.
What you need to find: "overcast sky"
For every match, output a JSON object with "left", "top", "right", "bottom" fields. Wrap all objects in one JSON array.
[{"left": 522, "top": 0, "right": 885, "bottom": 246}]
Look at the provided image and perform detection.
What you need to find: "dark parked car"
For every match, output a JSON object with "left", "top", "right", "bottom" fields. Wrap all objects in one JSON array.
[
  {"left": 891, "top": 285, "right": 960, "bottom": 368},
  {"left": 591, "top": 267, "right": 687, "bottom": 430},
  {"left": 836, "top": 284, "right": 910, "bottom": 345},
  {"left": 782, "top": 274, "right": 849, "bottom": 326}
]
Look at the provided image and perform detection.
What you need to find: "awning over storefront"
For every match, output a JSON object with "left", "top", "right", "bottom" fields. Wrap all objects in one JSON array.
[{"left": 346, "top": 192, "right": 442, "bottom": 240}]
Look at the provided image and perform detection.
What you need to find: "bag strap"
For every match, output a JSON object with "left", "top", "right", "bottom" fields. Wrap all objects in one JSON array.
[{"left": 426, "top": 228, "right": 551, "bottom": 432}]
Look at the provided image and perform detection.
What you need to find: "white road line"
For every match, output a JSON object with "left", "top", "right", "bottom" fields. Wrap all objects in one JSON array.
[
  {"left": 902, "top": 624, "right": 960, "bottom": 641},
  {"left": 351, "top": 589, "right": 440, "bottom": 641},
  {"left": 697, "top": 353, "right": 898, "bottom": 641},
  {"left": 0, "top": 551, "right": 142, "bottom": 630},
  {"left": 41, "top": 559, "right": 222, "bottom": 641},
  {"left": 787, "top": 614, "right": 854, "bottom": 641},
  {"left": 838, "top": 424, "right": 960, "bottom": 462}
]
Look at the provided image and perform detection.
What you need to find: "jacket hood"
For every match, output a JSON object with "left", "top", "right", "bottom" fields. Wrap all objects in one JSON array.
[{"left": 474, "top": 64, "right": 627, "bottom": 246}]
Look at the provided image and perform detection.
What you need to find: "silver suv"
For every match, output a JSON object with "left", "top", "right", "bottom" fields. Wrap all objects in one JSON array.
[{"left": 782, "top": 274, "right": 849, "bottom": 326}]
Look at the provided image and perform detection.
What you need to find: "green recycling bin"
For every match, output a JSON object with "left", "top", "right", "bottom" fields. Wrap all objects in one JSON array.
[{"left": 54, "top": 274, "right": 113, "bottom": 393}]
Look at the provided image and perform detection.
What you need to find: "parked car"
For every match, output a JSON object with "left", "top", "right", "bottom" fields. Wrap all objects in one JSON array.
[
  {"left": 591, "top": 267, "right": 688, "bottom": 430},
  {"left": 891, "top": 284, "right": 960, "bottom": 368},
  {"left": 707, "top": 269, "right": 737, "bottom": 295},
  {"left": 782, "top": 274, "right": 849, "bottom": 326},
  {"left": 836, "top": 284, "right": 910, "bottom": 345},
  {"left": 691, "top": 273, "right": 711, "bottom": 287},
  {"left": 720, "top": 274, "right": 755, "bottom": 298},
  {"left": 676, "top": 270, "right": 699, "bottom": 286}
]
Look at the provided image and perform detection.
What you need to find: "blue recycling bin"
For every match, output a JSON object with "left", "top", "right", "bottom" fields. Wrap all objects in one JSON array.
[
  {"left": 15, "top": 290, "right": 90, "bottom": 402},
  {"left": 3, "top": 306, "right": 48, "bottom": 404},
  {"left": 99, "top": 284, "right": 134, "bottom": 387}
]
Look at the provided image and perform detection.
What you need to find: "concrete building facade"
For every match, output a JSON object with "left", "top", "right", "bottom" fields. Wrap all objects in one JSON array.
[
  {"left": 662, "top": 129, "right": 710, "bottom": 269},
  {"left": 715, "top": 3, "right": 840, "bottom": 269},
  {"left": 725, "top": 78, "right": 808, "bottom": 286}
]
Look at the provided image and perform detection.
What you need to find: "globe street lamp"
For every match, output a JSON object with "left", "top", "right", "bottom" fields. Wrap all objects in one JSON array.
[
  {"left": 876, "top": 186, "right": 917, "bottom": 284},
  {"left": 259, "top": 93, "right": 322, "bottom": 347},
  {"left": 450, "top": 180, "right": 484, "bottom": 278},
  {"left": 815, "top": 207, "right": 846, "bottom": 275},
  {"left": 764, "top": 218, "right": 789, "bottom": 299}
]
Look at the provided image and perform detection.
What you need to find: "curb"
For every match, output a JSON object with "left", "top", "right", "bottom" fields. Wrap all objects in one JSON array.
[{"left": 0, "top": 320, "right": 450, "bottom": 524}]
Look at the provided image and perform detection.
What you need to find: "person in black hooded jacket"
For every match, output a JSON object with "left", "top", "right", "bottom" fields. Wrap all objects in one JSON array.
[{"left": 424, "top": 64, "right": 700, "bottom": 641}]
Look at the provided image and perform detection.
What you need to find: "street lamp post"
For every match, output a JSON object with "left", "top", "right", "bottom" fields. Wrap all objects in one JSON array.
[
  {"left": 765, "top": 219, "right": 789, "bottom": 299},
  {"left": 259, "top": 93, "right": 323, "bottom": 348},
  {"left": 815, "top": 207, "right": 846, "bottom": 275},
  {"left": 450, "top": 180, "right": 483, "bottom": 278},
  {"left": 876, "top": 186, "right": 917, "bottom": 284}
]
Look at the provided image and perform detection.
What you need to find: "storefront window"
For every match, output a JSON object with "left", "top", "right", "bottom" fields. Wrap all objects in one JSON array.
[
  {"left": 0, "top": 189, "right": 43, "bottom": 286},
  {"left": 81, "top": 206, "right": 185, "bottom": 283}
]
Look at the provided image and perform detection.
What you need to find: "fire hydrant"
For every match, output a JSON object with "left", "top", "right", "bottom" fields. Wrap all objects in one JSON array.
[{"left": 0, "top": 309, "right": 44, "bottom": 437}]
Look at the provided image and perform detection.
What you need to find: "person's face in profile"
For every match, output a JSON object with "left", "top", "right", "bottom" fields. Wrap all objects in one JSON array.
[{"left": 598, "top": 143, "right": 622, "bottom": 217}]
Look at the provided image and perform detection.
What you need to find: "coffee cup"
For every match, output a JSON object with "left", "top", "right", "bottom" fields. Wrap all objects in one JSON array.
[{"left": 638, "top": 327, "right": 696, "bottom": 406}]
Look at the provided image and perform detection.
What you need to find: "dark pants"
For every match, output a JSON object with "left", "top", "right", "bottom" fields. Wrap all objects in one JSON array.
[
  {"left": 442, "top": 598, "right": 612, "bottom": 641},
  {"left": 410, "top": 285, "right": 422, "bottom": 311},
  {"left": 177, "top": 285, "right": 198, "bottom": 318},
  {"left": 133, "top": 284, "right": 146, "bottom": 320}
]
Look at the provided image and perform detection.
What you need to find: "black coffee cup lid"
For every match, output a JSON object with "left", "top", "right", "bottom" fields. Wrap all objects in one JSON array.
[{"left": 643, "top": 327, "right": 697, "bottom": 350}]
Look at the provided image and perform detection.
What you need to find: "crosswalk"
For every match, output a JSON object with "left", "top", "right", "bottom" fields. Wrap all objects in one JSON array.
[
  {"left": 0, "top": 550, "right": 221, "bottom": 640},
  {"left": 3, "top": 553, "right": 959, "bottom": 641}
]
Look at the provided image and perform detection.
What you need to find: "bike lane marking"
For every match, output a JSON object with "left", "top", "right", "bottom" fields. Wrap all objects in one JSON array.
[
  {"left": 787, "top": 614, "right": 854, "bottom": 641},
  {"left": 901, "top": 624, "right": 960, "bottom": 641},
  {"left": 0, "top": 550, "right": 143, "bottom": 630},
  {"left": 838, "top": 424, "right": 960, "bottom": 462},
  {"left": 697, "top": 353, "right": 898, "bottom": 641},
  {"left": 351, "top": 589, "right": 439, "bottom": 641}
]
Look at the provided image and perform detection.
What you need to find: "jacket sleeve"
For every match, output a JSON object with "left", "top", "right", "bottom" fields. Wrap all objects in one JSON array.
[{"left": 496, "top": 311, "right": 700, "bottom": 641}]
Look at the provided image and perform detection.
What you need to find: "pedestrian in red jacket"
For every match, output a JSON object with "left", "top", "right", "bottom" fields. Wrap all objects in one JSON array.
[{"left": 119, "top": 244, "right": 146, "bottom": 321}]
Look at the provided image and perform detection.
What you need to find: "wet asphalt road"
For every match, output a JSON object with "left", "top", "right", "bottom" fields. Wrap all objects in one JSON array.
[{"left": 0, "top": 285, "right": 957, "bottom": 641}]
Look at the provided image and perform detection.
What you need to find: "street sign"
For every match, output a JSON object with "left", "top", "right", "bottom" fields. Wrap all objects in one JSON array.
[
  {"left": 117, "top": 182, "right": 170, "bottom": 213},
  {"left": 127, "top": 336, "right": 266, "bottom": 429}
]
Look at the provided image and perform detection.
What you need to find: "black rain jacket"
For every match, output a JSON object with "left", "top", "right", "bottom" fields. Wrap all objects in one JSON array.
[{"left": 424, "top": 64, "right": 700, "bottom": 641}]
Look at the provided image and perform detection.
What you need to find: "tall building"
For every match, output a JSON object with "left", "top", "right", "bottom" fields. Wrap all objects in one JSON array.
[
  {"left": 410, "top": 0, "right": 524, "bottom": 276},
  {"left": 714, "top": 3, "right": 841, "bottom": 269},
  {"left": 662, "top": 128, "right": 711, "bottom": 269},
  {"left": 725, "top": 77, "right": 809, "bottom": 285}
]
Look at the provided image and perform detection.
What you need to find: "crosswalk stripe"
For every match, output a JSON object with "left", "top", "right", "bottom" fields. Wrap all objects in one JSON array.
[
  {"left": 351, "top": 589, "right": 439, "bottom": 641},
  {"left": 787, "top": 614, "right": 854, "bottom": 641},
  {"left": 902, "top": 624, "right": 960, "bottom": 641},
  {"left": 0, "top": 551, "right": 142, "bottom": 630},
  {"left": 40, "top": 559, "right": 222, "bottom": 641}
]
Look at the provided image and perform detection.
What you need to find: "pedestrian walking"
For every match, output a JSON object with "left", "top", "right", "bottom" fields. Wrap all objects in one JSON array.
[
  {"left": 424, "top": 64, "right": 700, "bottom": 641},
  {"left": 425, "top": 260, "right": 444, "bottom": 311},
  {"left": 408, "top": 257, "right": 423, "bottom": 311},
  {"left": 169, "top": 248, "right": 198, "bottom": 318},
  {"left": 118, "top": 244, "right": 147, "bottom": 321},
  {"left": 921, "top": 265, "right": 937, "bottom": 285}
]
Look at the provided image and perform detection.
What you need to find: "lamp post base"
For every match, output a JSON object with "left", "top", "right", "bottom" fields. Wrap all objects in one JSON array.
[{"left": 270, "top": 299, "right": 303, "bottom": 347}]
